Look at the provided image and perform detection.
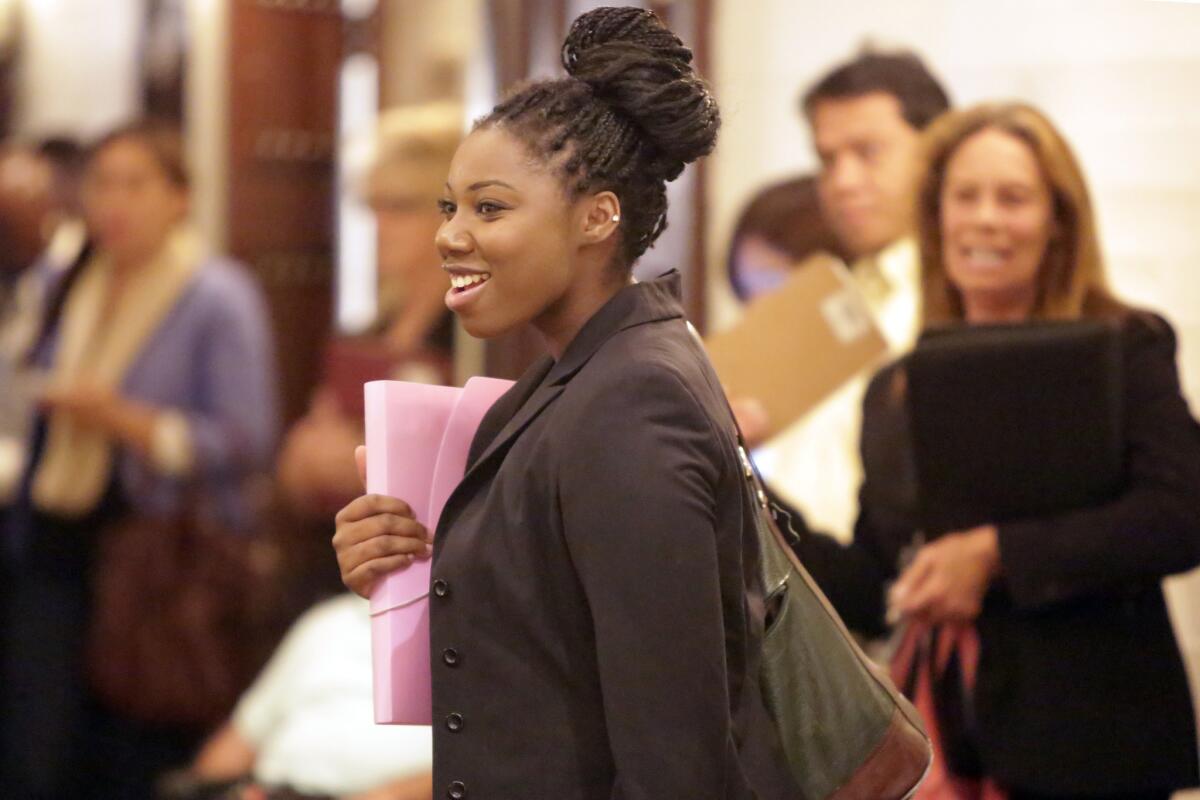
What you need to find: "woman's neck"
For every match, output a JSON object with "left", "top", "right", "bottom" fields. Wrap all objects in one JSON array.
[
  {"left": 109, "top": 239, "right": 167, "bottom": 279},
  {"left": 536, "top": 273, "right": 633, "bottom": 360},
  {"left": 961, "top": 288, "right": 1036, "bottom": 325}
]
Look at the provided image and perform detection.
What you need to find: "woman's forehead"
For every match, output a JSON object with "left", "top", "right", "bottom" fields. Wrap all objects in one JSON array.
[{"left": 445, "top": 126, "right": 557, "bottom": 193}]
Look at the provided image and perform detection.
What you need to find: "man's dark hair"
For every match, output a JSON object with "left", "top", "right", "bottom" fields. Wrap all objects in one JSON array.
[
  {"left": 479, "top": 6, "right": 720, "bottom": 268},
  {"left": 801, "top": 50, "right": 950, "bottom": 131}
]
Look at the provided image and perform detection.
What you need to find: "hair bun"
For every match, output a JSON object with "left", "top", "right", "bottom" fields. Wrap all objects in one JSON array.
[{"left": 561, "top": 6, "right": 719, "bottom": 180}]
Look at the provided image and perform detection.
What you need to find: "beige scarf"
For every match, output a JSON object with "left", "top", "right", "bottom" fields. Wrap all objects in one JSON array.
[{"left": 32, "top": 227, "right": 203, "bottom": 518}]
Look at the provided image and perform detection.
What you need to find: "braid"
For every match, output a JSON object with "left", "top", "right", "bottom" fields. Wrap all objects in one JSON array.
[{"left": 476, "top": 6, "right": 719, "bottom": 268}]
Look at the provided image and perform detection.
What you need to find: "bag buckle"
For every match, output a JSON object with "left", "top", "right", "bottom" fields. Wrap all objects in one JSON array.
[{"left": 736, "top": 445, "right": 754, "bottom": 479}]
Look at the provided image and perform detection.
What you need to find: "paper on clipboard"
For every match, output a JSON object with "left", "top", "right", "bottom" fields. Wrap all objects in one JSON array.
[{"left": 704, "top": 254, "right": 888, "bottom": 442}]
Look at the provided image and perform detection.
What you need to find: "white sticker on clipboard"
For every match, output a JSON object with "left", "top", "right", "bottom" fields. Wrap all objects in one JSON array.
[{"left": 820, "top": 287, "right": 873, "bottom": 344}]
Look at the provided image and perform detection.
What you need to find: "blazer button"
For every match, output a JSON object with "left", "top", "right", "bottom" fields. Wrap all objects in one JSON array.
[
  {"left": 447, "top": 780, "right": 467, "bottom": 799},
  {"left": 445, "top": 712, "right": 464, "bottom": 732},
  {"left": 433, "top": 579, "right": 450, "bottom": 598},
  {"left": 442, "top": 647, "right": 460, "bottom": 667}
]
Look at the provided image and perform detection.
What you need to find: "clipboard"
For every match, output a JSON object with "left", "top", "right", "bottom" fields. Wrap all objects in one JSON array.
[{"left": 705, "top": 255, "right": 888, "bottom": 441}]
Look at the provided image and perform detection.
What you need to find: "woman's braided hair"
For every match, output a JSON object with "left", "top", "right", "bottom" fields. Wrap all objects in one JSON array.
[{"left": 479, "top": 6, "right": 720, "bottom": 268}]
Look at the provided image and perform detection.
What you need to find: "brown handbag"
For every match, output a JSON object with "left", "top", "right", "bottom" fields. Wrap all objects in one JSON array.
[
  {"left": 86, "top": 498, "right": 286, "bottom": 728},
  {"left": 736, "top": 441, "right": 932, "bottom": 799}
]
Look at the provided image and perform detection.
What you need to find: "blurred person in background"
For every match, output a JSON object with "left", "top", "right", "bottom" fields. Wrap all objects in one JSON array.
[
  {"left": 0, "top": 119, "right": 278, "bottom": 799},
  {"left": 724, "top": 174, "right": 845, "bottom": 302},
  {"left": 277, "top": 102, "right": 460, "bottom": 522},
  {"left": 739, "top": 49, "right": 951, "bottom": 545},
  {"left": 162, "top": 593, "right": 432, "bottom": 800},
  {"left": 0, "top": 140, "right": 86, "bottom": 503},
  {"left": 155, "top": 104, "right": 461, "bottom": 800},
  {"left": 0, "top": 139, "right": 85, "bottom": 358},
  {"left": 723, "top": 174, "right": 847, "bottom": 438},
  {"left": 0, "top": 146, "right": 55, "bottom": 312},
  {"left": 794, "top": 102, "right": 1200, "bottom": 799}
]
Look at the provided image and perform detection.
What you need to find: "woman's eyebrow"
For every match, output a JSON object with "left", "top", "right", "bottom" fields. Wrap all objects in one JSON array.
[{"left": 467, "top": 179, "right": 517, "bottom": 191}]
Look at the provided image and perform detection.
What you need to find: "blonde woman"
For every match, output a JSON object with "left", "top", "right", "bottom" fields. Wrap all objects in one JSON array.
[
  {"left": 277, "top": 103, "right": 463, "bottom": 519},
  {"left": 794, "top": 103, "right": 1200, "bottom": 799}
]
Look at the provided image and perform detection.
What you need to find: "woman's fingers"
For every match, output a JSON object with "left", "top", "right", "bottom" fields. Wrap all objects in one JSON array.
[
  {"left": 889, "top": 549, "right": 935, "bottom": 611},
  {"left": 343, "top": 552, "right": 425, "bottom": 598},
  {"left": 333, "top": 512, "right": 430, "bottom": 554},
  {"left": 355, "top": 445, "right": 367, "bottom": 489},
  {"left": 335, "top": 521, "right": 433, "bottom": 593},
  {"left": 897, "top": 573, "right": 945, "bottom": 618},
  {"left": 332, "top": 492, "right": 436, "bottom": 597},
  {"left": 335, "top": 493, "right": 416, "bottom": 527}
]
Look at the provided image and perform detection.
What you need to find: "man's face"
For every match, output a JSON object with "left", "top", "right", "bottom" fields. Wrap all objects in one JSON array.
[{"left": 811, "top": 92, "right": 922, "bottom": 259}]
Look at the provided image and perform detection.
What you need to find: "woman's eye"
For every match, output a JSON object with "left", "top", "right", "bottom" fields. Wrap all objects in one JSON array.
[
  {"left": 999, "top": 190, "right": 1032, "bottom": 207},
  {"left": 477, "top": 201, "right": 505, "bottom": 216},
  {"left": 437, "top": 199, "right": 456, "bottom": 217}
]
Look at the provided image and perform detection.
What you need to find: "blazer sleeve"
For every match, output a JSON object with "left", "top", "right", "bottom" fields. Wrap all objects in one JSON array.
[
  {"left": 186, "top": 266, "right": 280, "bottom": 478},
  {"left": 555, "top": 362, "right": 734, "bottom": 799},
  {"left": 998, "top": 313, "right": 1200, "bottom": 608}
]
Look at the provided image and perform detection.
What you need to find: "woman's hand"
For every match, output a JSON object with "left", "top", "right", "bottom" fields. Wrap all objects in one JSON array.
[
  {"left": 41, "top": 380, "right": 160, "bottom": 456},
  {"left": 277, "top": 393, "right": 364, "bottom": 518},
  {"left": 41, "top": 380, "right": 120, "bottom": 430},
  {"left": 332, "top": 446, "right": 434, "bottom": 598},
  {"left": 888, "top": 524, "right": 1001, "bottom": 624}
]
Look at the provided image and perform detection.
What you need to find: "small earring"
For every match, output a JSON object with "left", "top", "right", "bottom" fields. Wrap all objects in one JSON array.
[{"left": 611, "top": 214, "right": 621, "bottom": 223}]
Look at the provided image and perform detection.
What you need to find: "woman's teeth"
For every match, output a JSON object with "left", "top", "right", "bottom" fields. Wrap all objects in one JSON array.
[
  {"left": 964, "top": 248, "right": 1006, "bottom": 268},
  {"left": 450, "top": 273, "right": 491, "bottom": 290}
]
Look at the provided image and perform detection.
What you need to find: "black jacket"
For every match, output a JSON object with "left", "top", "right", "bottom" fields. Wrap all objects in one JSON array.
[
  {"left": 790, "top": 312, "right": 1200, "bottom": 794},
  {"left": 428, "top": 274, "right": 798, "bottom": 799}
]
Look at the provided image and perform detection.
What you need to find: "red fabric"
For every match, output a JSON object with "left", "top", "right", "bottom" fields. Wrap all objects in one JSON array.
[{"left": 891, "top": 622, "right": 1007, "bottom": 800}]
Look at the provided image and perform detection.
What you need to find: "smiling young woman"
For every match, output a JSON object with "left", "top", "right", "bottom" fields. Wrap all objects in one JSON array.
[
  {"left": 435, "top": 125, "right": 624, "bottom": 352},
  {"left": 332, "top": 6, "right": 803, "bottom": 799}
]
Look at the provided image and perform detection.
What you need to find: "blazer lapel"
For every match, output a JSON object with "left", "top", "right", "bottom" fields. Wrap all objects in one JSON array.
[
  {"left": 467, "top": 355, "right": 553, "bottom": 468},
  {"left": 466, "top": 382, "right": 564, "bottom": 479},
  {"left": 436, "top": 380, "right": 563, "bottom": 542}
]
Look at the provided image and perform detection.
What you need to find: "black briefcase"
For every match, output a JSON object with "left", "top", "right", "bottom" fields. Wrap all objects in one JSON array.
[{"left": 905, "top": 319, "right": 1124, "bottom": 534}]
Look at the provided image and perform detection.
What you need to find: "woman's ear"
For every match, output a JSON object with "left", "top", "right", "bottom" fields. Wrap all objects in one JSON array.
[{"left": 579, "top": 190, "right": 621, "bottom": 245}]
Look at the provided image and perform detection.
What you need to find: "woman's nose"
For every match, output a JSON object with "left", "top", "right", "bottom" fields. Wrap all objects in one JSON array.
[
  {"left": 969, "top": 195, "right": 1001, "bottom": 228},
  {"left": 435, "top": 216, "right": 470, "bottom": 257}
]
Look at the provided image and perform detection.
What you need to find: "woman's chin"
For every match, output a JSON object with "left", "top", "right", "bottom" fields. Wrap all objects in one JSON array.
[{"left": 456, "top": 314, "right": 519, "bottom": 342}]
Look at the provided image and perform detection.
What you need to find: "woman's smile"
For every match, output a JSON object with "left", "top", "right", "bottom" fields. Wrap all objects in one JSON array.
[
  {"left": 955, "top": 244, "right": 1014, "bottom": 273},
  {"left": 444, "top": 267, "right": 493, "bottom": 311}
]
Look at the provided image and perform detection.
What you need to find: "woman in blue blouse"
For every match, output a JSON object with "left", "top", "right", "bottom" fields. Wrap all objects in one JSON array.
[{"left": 0, "top": 120, "right": 278, "bottom": 799}]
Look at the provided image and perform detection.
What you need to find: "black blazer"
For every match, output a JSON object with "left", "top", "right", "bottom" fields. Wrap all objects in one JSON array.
[
  {"left": 790, "top": 312, "right": 1200, "bottom": 795},
  {"left": 428, "top": 275, "right": 798, "bottom": 800}
]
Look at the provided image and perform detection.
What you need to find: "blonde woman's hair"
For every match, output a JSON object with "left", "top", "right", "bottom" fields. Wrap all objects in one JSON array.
[
  {"left": 366, "top": 101, "right": 463, "bottom": 206},
  {"left": 915, "top": 102, "right": 1124, "bottom": 325}
]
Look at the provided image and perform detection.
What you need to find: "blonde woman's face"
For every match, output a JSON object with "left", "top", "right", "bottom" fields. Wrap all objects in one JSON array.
[
  {"left": 940, "top": 127, "right": 1055, "bottom": 317},
  {"left": 82, "top": 139, "right": 187, "bottom": 263},
  {"left": 372, "top": 195, "right": 443, "bottom": 283}
]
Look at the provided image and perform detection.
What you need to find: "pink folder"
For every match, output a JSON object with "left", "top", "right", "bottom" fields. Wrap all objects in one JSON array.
[{"left": 364, "top": 376, "right": 513, "bottom": 725}]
